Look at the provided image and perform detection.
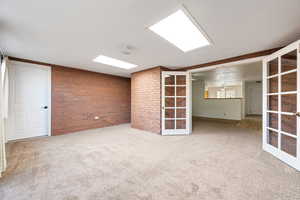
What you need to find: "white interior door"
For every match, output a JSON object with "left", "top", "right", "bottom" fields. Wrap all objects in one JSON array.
[
  {"left": 263, "top": 40, "right": 300, "bottom": 171},
  {"left": 8, "top": 61, "right": 51, "bottom": 140},
  {"left": 248, "top": 84, "right": 262, "bottom": 115},
  {"left": 162, "top": 71, "right": 191, "bottom": 135}
]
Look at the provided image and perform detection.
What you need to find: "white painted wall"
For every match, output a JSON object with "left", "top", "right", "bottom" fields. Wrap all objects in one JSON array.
[
  {"left": 245, "top": 81, "right": 262, "bottom": 115},
  {"left": 192, "top": 80, "right": 243, "bottom": 120}
]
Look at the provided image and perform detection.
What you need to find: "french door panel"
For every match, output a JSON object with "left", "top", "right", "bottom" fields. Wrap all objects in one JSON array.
[
  {"left": 263, "top": 40, "right": 300, "bottom": 170},
  {"left": 162, "top": 72, "right": 191, "bottom": 135}
]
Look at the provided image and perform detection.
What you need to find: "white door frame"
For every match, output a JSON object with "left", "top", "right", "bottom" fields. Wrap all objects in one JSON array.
[
  {"left": 262, "top": 40, "right": 300, "bottom": 171},
  {"left": 8, "top": 61, "right": 52, "bottom": 139},
  {"left": 161, "top": 71, "right": 192, "bottom": 135},
  {"left": 47, "top": 66, "right": 52, "bottom": 137}
]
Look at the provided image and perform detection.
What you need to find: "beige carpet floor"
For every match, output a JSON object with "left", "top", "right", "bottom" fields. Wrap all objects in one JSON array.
[{"left": 1, "top": 120, "right": 300, "bottom": 200}]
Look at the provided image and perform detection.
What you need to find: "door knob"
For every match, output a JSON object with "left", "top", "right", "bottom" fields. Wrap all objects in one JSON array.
[{"left": 295, "top": 112, "right": 300, "bottom": 117}]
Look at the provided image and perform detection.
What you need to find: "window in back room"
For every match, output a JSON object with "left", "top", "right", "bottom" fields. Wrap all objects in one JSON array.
[{"left": 204, "top": 81, "right": 243, "bottom": 99}]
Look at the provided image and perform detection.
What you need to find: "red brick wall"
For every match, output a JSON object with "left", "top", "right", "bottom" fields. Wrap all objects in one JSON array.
[
  {"left": 52, "top": 66, "right": 131, "bottom": 135},
  {"left": 131, "top": 67, "right": 162, "bottom": 134}
]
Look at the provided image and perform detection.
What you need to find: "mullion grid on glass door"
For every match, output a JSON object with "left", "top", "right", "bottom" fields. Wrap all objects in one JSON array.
[
  {"left": 266, "top": 59, "right": 298, "bottom": 146},
  {"left": 164, "top": 73, "right": 187, "bottom": 131}
]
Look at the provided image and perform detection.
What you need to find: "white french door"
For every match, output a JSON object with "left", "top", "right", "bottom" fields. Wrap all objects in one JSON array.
[
  {"left": 263, "top": 40, "right": 300, "bottom": 170},
  {"left": 161, "top": 71, "right": 191, "bottom": 135}
]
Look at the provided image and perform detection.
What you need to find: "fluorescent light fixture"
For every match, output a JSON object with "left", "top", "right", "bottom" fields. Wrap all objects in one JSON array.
[
  {"left": 93, "top": 55, "right": 137, "bottom": 69},
  {"left": 149, "top": 9, "right": 210, "bottom": 52}
]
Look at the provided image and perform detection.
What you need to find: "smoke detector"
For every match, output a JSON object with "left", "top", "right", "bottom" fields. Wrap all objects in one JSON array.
[{"left": 121, "top": 45, "right": 135, "bottom": 55}]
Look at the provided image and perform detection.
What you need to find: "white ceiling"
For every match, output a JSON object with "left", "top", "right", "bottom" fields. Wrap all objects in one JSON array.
[
  {"left": 192, "top": 61, "right": 262, "bottom": 83},
  {"left": 1, "top": 0, "right": 300, "bottom": 77}
]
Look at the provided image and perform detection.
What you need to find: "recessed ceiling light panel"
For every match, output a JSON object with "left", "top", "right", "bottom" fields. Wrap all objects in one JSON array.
[
  {"left": 149, "top": 9, "right": 210, "bottom": 52},
  {"left": 93, "top": 55, "right": 137, "bottom": 69}
]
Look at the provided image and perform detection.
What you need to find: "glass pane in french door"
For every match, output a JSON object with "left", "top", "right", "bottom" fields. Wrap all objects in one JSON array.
[
  {"left": 268, "top": 58, "right": 278, "bottom": 76},
  {"left": 268, "top": 77, "right": 278, "bottom": 93},
  {"left": 268, "top": 113, "right": 278, "bottom": 129},
  {"left": 165, "top": 120, "right": 175, "bottom": 129},
  {"left": 281, "top": 114, "right": 296, "bottom": 135},
  {"left": 176, "top": 75, "right": 186, "bottom": 85},
  {"left": 267, "top": 129, "right": 278, "bottom": 148},
  {"left": 281, "top": 72, "right": 297, "bottom": 92},
  {"left": 165, "top": 75, "right": 175, "bottom": 85},
  {"left": 268, "top": 95, "right": 278, "bottom": 111},
  {"left": 281, "top": 94, "right": 296, "bottom": 113},
  {"left": 281, "top": 50, "right": 297, "bottom": 72},
  {"left": 165, "top": 109, "right": 175, "bottom": 118},
  {"left": 165, "top": 86, "right": 175, "bottom": 96},
  {"left": 281, "top": 134, "right": 297, "bottom": 157},
  {"left": 176, "top": 87, "right": 186, "bottom": 96},
  {"left": 165, "top": 97, "right": 175, "bottom": 107},
  {"left": 176, "top": 108, "right": 186, "bottom": 118},
  {"left": 176, "top": 98, "right": 186, "bottom": 107},
  {"left": 176, "top": 120, "right": 186, "bottom": 129}
]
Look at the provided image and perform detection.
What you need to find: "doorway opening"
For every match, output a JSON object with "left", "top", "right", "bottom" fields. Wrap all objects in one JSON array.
[
  {"left": 185, "top": 40, "right": 300, "bottom": 170},
  {"left": 191, "top": 60, "right": 263, "bottom": 131}
]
